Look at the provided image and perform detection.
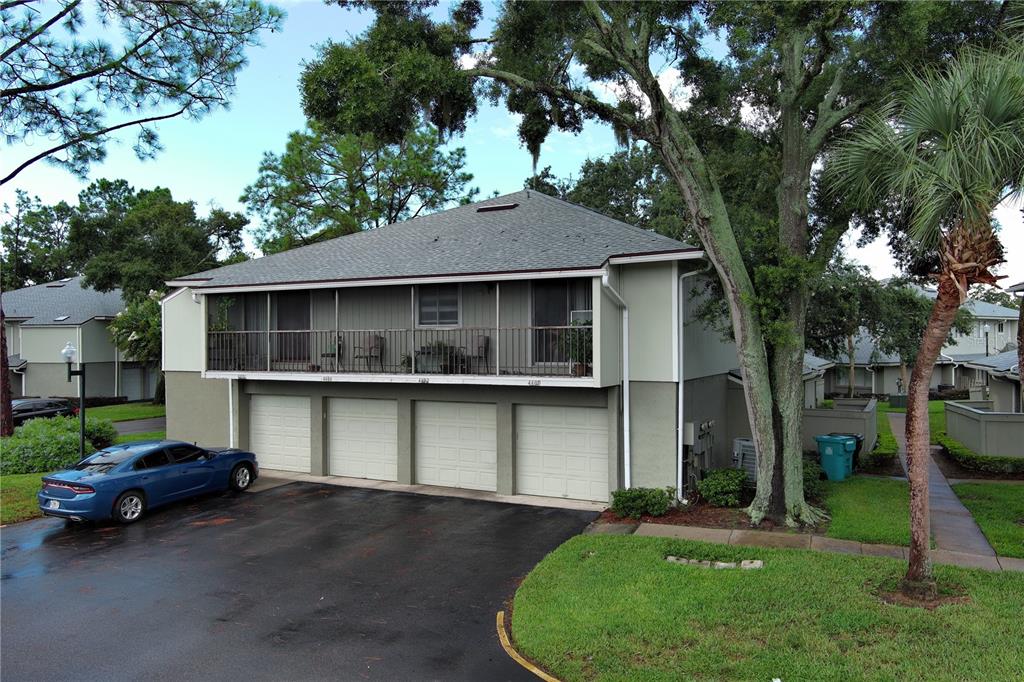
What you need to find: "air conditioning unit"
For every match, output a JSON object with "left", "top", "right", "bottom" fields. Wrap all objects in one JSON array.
[{"left": 732, "top": 438, "right": 757, "bottom": 483}]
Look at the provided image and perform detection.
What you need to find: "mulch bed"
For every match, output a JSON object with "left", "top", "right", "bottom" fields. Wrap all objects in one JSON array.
[
  {"left": 858, "top": 458, "right": 906, "bottom": 478},
  {"left": 594, "top": 497, "right": 826, "bottom": 534},
  {"left": 930, "top": 447, "right": 1024, "bottom": 482}
]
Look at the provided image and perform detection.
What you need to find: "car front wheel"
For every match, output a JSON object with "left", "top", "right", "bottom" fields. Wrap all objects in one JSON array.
[
  {"left": 113, "top": 491, "right": 146, "bottom": 524},
  {"left": 230, "top": 464, "right": 253, "bottom": 492}
]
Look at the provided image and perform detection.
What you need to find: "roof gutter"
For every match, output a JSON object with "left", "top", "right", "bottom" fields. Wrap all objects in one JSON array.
[{"left": 601, "top": 267, "right": 631, "bottom": 490}]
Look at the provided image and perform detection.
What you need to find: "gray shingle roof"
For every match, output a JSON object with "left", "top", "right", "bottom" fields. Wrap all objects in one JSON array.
[
  {"left": 1, "top": 277, "right": 124, "bottom": 326},
  {"left": 913, "top": 285, "right": 1018, "bottom": 319},
  {"left": 964, "top": 350, "right": 1019, "bottom": 376},
  {"left": 172, "top": 190, "right": 699, "bottom": 289}
]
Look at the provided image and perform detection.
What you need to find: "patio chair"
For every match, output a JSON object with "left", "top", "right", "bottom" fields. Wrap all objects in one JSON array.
[
  {"left": 354, "top": 334, "right": 385, "bottom": 372},
  {"left": 461, "top": 334, "right": 490, "bottom": 374},
  {"left": 320, "top": 334, "right": 344, "bottom": 371}
]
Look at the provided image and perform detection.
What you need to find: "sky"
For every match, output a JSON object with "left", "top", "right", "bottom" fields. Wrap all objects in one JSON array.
[{"left": 2, "top": 0, "right": 1020, "bottom": 285}]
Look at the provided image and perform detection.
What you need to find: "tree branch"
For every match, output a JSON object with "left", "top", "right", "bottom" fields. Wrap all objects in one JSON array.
[
  {"left": 0, "top": 104, "right": 189, "bottom": 185},
  {"left": 0, "top": 0, "right": 82, "bottom": 63},
  {"left": 465, "top": 65, "right": 637, "bottom": 130}
]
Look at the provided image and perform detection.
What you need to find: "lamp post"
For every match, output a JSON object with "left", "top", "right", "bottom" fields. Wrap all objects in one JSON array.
[
  {"left": 983, "top": 323, "right": 991, "bottom": 357},
  {"left": 62, "top": 342, "right": 86, "bottom": 460}
]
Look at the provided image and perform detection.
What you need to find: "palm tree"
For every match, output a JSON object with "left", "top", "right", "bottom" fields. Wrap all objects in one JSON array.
[{"left": 828, "top": 38, "right": 1023, "bottom": 597}]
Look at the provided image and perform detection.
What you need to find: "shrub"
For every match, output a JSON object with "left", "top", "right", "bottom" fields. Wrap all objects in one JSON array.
[
  {"left": 936, "top": 432, "right": 1024, "bottom": 474},
  {"left": 697, "top": 469, "right": 747, "bottom": 507},
  {"left": 611, "top": 487, "right": 675, "bottom": 519},
  {"left": 803, "top": 458, "right": 825, "bottom": 501},
  {"left": 1, "top": 416, "right": 116, "bottom": 475}
]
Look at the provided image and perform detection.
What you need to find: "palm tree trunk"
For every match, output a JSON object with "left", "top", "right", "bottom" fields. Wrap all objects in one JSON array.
[
  {"left": 903, "top": 275, "right": 961, "bottom": 597},
  {"left": 1017, "top": 302, "right": 1023, "bottom": 413}
]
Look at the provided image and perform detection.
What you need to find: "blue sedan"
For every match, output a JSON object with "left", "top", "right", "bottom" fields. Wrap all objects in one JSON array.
[{"left": 38, "top": 440, "right": 259, "bottom": 524}]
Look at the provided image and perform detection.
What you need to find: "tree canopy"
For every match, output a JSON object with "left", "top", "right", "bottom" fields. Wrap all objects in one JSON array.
[
  {"left": 68, "top": 179, "right": 248, "bottom": 300},
  {"left": 0, "top": 0, "right": 283, "bottom": 185},
  {"left": 1, "top": 190, "right": 75, "bottom": 290},
  {"left": 241, "top": 123, "right": 477, "bottom": 254}
]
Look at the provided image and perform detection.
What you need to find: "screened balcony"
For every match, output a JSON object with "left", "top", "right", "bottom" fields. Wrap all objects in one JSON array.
[{"left": 204, "top": 279, "right": 595, "bottom": 379}]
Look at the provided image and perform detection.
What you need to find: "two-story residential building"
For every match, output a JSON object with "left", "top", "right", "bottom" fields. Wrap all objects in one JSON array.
[
  {"left": 2, "top": 277, "right": 159, "bottom": 400},
  {"left": 824, "top": 294, "right": 1020, "bottom": 397},
  {"left": 163, "top": 191, "right": 775, "bottom": 504}
]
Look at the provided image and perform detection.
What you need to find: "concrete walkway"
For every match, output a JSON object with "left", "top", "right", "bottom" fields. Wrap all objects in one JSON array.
[
  {"left": 888, "top": 412, "right": 996, "bottom": 556},
  {"left": 617, "top": 523, "right": 1023, "bottom": 572},
  {"left": 114, "top": 416, "right": 166, "bottom": 434}
]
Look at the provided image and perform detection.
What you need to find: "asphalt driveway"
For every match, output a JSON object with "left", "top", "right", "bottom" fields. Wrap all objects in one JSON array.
[{"left": 1, "top": 483, "right": 596, "bottom": 681}]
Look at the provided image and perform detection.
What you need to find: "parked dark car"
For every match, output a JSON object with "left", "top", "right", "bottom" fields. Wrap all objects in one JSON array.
[
  {"left": 38, "top": 440, "right": 259, "bottom": 523},
  {"left": 11, "top": 398, "right": 76, "bottom": 427}
]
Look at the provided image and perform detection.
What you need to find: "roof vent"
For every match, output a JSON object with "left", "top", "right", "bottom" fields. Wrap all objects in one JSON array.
[
  {"left": 54, "top": 315, "right": 70, "bottom": 321},
  {"left": 60, "top": 277, "right": 72, "bottom": 282},
  {"left": 476, "top": 202, "right": 519, "bottom": 213},
  {"left": 46, "top": 283, "right": 65, "bottom": 288}
]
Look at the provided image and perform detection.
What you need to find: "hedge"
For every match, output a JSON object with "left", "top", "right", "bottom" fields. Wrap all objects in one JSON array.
[
  {"left": 1, "top": 416, "right": 118, "bottom": 475},
  {"left": 935, "top": 432, "right": 1024, "bottom": 475}
]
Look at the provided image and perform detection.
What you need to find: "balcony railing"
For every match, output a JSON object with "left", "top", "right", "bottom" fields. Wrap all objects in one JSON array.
[{"left": 207, "top": 326, "right": 593, "bottom": 378}]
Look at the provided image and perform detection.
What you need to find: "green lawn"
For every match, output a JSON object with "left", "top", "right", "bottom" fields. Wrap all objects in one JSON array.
[
  {"left": 0, "top": 472, "right": 49, "bottom": 525},
  {"left": 952, "top": 482, "right": 1024, "bottom": 558},
  {"left": 86, "top": 402, "right": 165, "bottom": 422},
  {"left": 512, "top": 535, "right": 1024, "bottom": 682},
  {"left": 114, "top": 430, "right": 166, "bottom": 444},
  {"left": 824, "top": 475, "right": 912, "bottom": 546},
  {"left": 876, "top": 400, "right": 946, "bottom": 444}
]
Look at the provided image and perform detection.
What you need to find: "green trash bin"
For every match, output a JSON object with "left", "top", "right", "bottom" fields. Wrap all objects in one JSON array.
[{"left": 815, "top": 435, "right": 856, "bottom": 481}]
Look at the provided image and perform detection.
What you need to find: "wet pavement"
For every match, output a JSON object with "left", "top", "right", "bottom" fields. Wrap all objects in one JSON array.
[
  {"left": 113, "top": 416, "right": 167, "bottom": 434},
  {"left": 1, "top": 483, "right": 596, "bottom": 681}
]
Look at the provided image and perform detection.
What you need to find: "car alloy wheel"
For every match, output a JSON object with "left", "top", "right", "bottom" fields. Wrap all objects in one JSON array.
[
  {"left": 119, "top": 494, "right": 143, "bottom": 521},
  {"left": 232, "top": 465, "right": 252, "bottom": 491}
]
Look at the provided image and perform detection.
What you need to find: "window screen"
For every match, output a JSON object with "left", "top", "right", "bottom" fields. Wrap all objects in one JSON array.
[{"left": 418, "top": 285, "right": 459, "bottom": 326}]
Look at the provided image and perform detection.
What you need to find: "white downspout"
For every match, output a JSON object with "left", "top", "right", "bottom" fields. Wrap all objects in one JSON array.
[
  {"left": 601, "top": 268, "right": 630, "bottom": 489},
  {"left": 677, "top": 262, "right": 711, "bottom": 501},
  {"left": 866, "top": 365, "right": 876, "bottom": 395},
  {"left": 228, "top": 377, "right": 235, "bottom": 447}
]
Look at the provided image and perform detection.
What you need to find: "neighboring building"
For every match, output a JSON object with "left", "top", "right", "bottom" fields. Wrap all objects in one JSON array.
[
  {"left": 163, "top": 190, "right": 825, "bottom": 503},
  {"left": 2, "top": 277, "right": 158, "bottom": 400},
  {"left": 963, "top": 351, "right": 1021, "bottom": 412},
  {"left": 824, "top": 292, "right": 1019, "bottom": 396}
]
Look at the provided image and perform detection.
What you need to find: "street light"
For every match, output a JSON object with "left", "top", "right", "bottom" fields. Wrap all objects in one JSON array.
[
  {"left": 983, "top": 323, "right": 991, "bottom": 357},
  {"left": 62, "top": 342, "right": 86, "bottom": 460}
]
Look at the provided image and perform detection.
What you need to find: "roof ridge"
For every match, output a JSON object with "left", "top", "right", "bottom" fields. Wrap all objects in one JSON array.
[{"left": 526, "top": 190, "right": 693, "bottom": 247}]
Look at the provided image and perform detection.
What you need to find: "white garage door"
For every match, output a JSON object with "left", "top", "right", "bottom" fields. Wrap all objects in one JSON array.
[
  {"left": 328, "top": 398, "right": 398, "bottom": 480},
  {"left": 249, "top": 395, "right": 311, "bottom": 473},
  {"left": 516, "top": 405, "right": 608, "bottom": 502},
  {"left": 415, "top": 401, "right": 496, "bottom": 491}
]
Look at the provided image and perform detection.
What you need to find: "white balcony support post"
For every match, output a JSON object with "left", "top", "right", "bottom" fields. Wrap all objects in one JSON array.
[
  {"left": 266, "top": 292, "right": 271, "bottom": 372},
  {"left": 495, "top": 282, "right": 501, "bottom": 376},
  {"left": 334, "top": 288, "right": 340, "bottom": 372}
]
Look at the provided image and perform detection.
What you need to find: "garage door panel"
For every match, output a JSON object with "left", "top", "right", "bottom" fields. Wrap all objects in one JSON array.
[
  {"left": 516, "top": 405, "right": 608, "bottom": 502},
  {"left": 329, "top": 398, "right": 398, "bottom": 481},
  {"left": 415, "top": 401, "right": 497, "bottom": 492},
  {"left": 250, "top": 395, "right": 311, "bottom": 473}
]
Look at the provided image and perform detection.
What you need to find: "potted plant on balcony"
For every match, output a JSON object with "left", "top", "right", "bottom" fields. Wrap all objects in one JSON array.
[
  {"left": 416, "top": 340, "right": 458, "bottom": 374},
  {"left": 559, "top": 320, "right": 593, "bottom": 377}
]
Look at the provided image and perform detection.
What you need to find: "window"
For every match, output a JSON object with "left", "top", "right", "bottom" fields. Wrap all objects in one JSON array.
[
  {"left": 998, "top": 322, "right": 1005, "bottom": 333},
  {"left": 167, "top": 445, "right": 204, "bottom": 464},
  {"left": 135, "top": 451, "right": 170, "bottom": 470},
  {"left": 532, "top": 279, "right": 593, "bottom": 363},
  {"left": 418, "top": 284, "right": 460, "bottom": 326}
]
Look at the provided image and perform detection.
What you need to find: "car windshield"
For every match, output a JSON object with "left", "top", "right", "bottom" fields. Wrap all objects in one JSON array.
[{"left": 74, "top": 445, "right": 157, "bottom": 473}]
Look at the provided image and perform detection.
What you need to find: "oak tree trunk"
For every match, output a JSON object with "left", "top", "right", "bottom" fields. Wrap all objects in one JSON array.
[{"left": 903, "top": 276, "right": 961, "bottom": 596}]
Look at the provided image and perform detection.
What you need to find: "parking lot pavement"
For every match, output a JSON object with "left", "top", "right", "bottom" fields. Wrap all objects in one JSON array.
[{"left": 1, "top": 482, "right": 596, "bottom": 681}]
